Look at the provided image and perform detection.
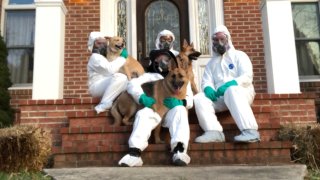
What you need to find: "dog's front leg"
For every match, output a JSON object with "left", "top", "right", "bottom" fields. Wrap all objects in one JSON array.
[{"left": 123, "top": 63, "right": 132, "bottom": 80}]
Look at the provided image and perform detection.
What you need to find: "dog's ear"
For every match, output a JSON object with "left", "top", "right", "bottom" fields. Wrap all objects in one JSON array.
[
  {"left": 168, "top": 56, "right": 179, "bottom": 71},
  {"left": 183, "top": 39, "right": 189, "bottom": 49},
  {"left": 104, "top": 36, "right": 112, "bottom": 41},
  {"left": 190, "top": 42, "right": 194, "bottom": 48}
]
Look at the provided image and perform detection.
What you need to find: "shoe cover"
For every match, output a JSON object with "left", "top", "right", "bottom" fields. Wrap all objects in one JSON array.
[
  {"left": 195, "top": 130, "right": 225, "bottom": 143},
  {"left": 234, "top": 129, "right": 260, "bottom": 143},
  {"left": 172, "top": 152, "right": 190, "bottom": 166},
  {"left": 94, "top": 103, "right": 111, "bottom": 114},
  {"left": 118, "top": 154, "right": 143, "bottom": 167}
]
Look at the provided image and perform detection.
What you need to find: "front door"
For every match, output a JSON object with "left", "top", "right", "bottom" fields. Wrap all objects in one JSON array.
[{"left": 136, "top": 0, "right": 189, "bottom": 67}]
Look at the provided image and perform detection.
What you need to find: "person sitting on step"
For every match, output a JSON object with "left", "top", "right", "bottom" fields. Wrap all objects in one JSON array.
[{"left": 193, "top": 25, "right": 260, "bottom": 143}]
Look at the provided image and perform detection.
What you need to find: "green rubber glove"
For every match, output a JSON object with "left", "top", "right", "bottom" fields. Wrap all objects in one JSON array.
[
  {"left": 204, "top": 86, "right": 218, "bottom": 102},
  {"left": 163, "top": 97, "right": 184, "bottom": 109},
  {"left": 120, "top": 48, "right": 128, "bottom": 58},
  {"left": 139, "top": 93, "right": 155, "bottom": 108},
  {"left": 216, "top": 80, "right": 238, "bottom": 97}
]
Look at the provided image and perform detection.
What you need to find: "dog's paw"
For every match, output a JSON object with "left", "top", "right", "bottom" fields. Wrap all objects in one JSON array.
[
  {"left": 122, "top": 121, "right": 133, "bottom": 126},
  {"left": 111, "top": 121, "right": 122, "bottom": 126}
]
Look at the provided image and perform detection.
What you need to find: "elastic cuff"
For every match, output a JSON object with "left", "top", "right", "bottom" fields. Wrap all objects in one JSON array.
[
  {"left": 173, "top": 142, "right": 184, "bottom": 153},
  {"left": 129, "top": 147, "right": 142, "bottom": 157},
  {"left": 182, "top": 99, "right": 187, "bottom": 107}
]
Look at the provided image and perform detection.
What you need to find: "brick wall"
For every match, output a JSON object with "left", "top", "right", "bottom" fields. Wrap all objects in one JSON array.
[
  {"left": 301, "top": 82, "right": 320, "bottom": 121},
  {"left": 63, "top": 0, "right": 100, "bottom": 99},
  {"left": 16, "top": 93, "right": 317, "bottom": 149},
  {"left": 62, "top": 0, "right": 268, "bottom": 99},
  {"left": 5, "top": 0, "right": 320, "bottom": 121},
  {"left": 224, "top": 0, "right": 267, "bottom": 93}
]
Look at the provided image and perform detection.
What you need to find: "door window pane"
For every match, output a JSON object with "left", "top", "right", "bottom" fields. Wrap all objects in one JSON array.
[
  {"left": 117, "top": 0, "right": 127, "bottom": 41},
  {"left": 5, "top": 10, "right": 35, "bottom": 84},
  {"left": 145, "top": 1, "right": 180, "bottom": 54},
  {"left": 292, "top": 3, "right": 320, "bottom": 77},
  {"left": 198, "top": 0, "right": 209, "bottom": 55},
  {"left": 9, "top": 0, "right": 34, "bottom": 5}
]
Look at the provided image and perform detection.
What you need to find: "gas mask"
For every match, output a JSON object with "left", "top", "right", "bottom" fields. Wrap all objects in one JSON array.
[
  {"left": 153, "top": 55, "right": 170, "bottom": 77},
  {"left": 213, "top": 43, "right": 227, "bottom": 55},
  {"left": 159, "top": 41, "right": 172, "bottom": 50},
  {"left": 92, "top": 44, "right": 107, "bottom": 56},
  {"left": 149, "top": 49, "right": 175, "bottom": 77},
  {"left": 212, "top": 32, "right": 229, "bottom": 55}
]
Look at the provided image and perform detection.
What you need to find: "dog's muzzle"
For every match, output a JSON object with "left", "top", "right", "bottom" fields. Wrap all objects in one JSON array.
[
  {"left": 188, "top": 51, "right": 202, "bottom": 60},
  {"left": 172, "top": 80, "right": 185, "bottom": 91},
  {"left": 115, "top": 43, "right": 124, "bottom": 50}
]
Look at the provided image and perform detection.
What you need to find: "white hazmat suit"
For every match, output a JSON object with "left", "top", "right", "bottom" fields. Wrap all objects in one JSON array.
[
  {"left": 87, "top": 32, "right": 128, "bottom": 114},
  {"left": 118, "top": 30, "right": 193, "bottom": 167},
  {"left": 155, "top": 29, "right": 179, "bottom": 56},
  {"left": 194, "top": 25, "right": 260, "bottom": 143}
]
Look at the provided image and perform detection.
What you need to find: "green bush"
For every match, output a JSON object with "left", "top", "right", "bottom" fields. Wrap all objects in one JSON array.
[{"left": 0, "top": 35, "right": 14, "bottom": 128}]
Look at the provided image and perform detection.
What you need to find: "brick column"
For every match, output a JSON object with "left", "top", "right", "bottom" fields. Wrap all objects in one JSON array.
[{"left": 32, "top": 0, "right": 67, "bottom": 99}]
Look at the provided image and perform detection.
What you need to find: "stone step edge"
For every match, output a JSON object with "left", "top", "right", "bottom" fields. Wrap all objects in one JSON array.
[
  {"left": 60, "top": 122, "right": 280, "bottom": 134},
  {"left": 66, "top": 109, "right": 271, "bottom": 119},
  {"left": 52, "top": 141, "right": 292, "bottom": 154},
  {"left": 17, "top": 93, "right": 316, "bottom": 106}
]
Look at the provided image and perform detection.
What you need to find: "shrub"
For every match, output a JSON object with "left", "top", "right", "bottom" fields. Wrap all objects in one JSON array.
[
  {"left": 0, "top": 34, "right": 14, "bottom": 128},
  {"left": 279, "top": 123, "right": 320, "bottom": 177}
]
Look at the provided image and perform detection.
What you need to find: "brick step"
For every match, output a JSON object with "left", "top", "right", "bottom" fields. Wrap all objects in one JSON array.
[
  {"left": 59, "top": 123, "right": 280, "bottom": 148},
  {"left": 52, "top": 141, "right": 292, "bottom": 167},
  {"left": 67, "top": 109, "right": 272, "bottom": 128}
]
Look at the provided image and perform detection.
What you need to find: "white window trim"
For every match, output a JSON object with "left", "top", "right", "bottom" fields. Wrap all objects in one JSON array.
[
  {"left": 1, "top": 0, "right": 36, "bottom": 90},
  {"left": 290, "top": 0, "right": 318, "bottom": 2},
  {"left": 1, "top": 0, "right": 36, "bottom": 37},
  {"left": 290, "top": 0, "right": 320, "bottom": 82}
]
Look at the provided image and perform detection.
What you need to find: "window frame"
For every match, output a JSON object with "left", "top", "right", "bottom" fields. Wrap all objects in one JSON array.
[
  {"left": 291, "top": 0, "right": 320, "bottom": 82},
  {"left": 1, "top": 0, "right": 35, "bottom": 88}
]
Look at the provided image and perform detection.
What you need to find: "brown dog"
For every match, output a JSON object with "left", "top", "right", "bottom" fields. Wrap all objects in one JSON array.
[
  {"left": 111, "top": 49, "right": 191, "bottom": 144},
  {"left": 177, "top": 40, "right": 202, "bottom": 94},
  {"left": 105, "top": 36, "right": 145, "bottom": 80},
  {"left": 111, "top": 41, "right": 201, "bottom": 143},
  {"left": 111, "top": 66, "right": 189, "bottom": 144},
  {"left": 111, "top": 52, "right": 178, "bottom": 126}
]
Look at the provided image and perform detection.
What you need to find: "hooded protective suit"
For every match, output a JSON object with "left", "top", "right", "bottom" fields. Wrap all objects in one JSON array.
[
  {"left": 87, "top": 32, "right": 127, "bottom": 113},
  {"left": 155, "top": 29, "right": 179, "bottom": 56},
  {"left": 119, "top": 32, "right": 193, "bottom": 166},
  {"left": 193, "top": 25, "right": 259, "bottom": 142}
]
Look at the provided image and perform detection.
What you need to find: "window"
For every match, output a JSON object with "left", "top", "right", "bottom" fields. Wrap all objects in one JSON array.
[
  {"left": 145, "top": 1, "right": 180, "bottom": 54},
  {"left": 3, "top": 0, "right": 35, "bottom": 85},
  {"left": 292, "top": 2, "right": 320, "bottom": 80}
]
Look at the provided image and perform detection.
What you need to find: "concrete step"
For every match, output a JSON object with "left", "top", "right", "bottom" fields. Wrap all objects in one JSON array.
[{"left": 44, "top": 164, "right": 307, "bottom": 180}]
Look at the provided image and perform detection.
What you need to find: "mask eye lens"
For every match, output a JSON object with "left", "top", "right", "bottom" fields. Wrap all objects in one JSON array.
[{"left": 213, "top": 37, "right": 227, "bottom": 45}]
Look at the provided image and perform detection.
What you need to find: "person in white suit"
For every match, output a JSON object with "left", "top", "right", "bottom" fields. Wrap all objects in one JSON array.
[
  {"left": 194, "top": 25, "right": 260, "bottom": 143},
  {"left": 155, "top": 29, "right": 179, "bottom": 56},
  {"left": 87, "top": 32, "right": 128, "bottom": 114},
  {"left": 118, "top": 30, "right": 193, "bottom": 167}
]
